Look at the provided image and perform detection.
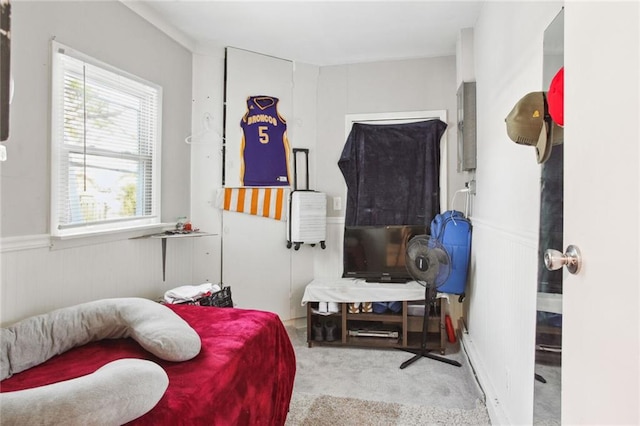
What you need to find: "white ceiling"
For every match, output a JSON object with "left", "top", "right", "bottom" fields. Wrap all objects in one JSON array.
[{"left": 126, "top": 1, "right": 484, "bottom": 66}]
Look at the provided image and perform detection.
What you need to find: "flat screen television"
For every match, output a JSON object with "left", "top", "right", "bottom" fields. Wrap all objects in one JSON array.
[{"left": 343, "top": 225, "right": 427, "bottom": 283}]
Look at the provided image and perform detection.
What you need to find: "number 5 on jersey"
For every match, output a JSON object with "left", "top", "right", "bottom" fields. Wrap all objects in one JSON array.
[{"left": 258, "top": 126, "right": 269, "bottom": 144}]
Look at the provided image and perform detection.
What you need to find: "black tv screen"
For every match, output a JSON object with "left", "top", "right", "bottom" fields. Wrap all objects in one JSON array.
[{"left": 343, "top": 225, "right": 427, "bottom": 283}]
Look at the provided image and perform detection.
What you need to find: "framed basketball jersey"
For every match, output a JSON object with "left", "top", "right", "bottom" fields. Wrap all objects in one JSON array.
[{"left": 240, "top": 96, "right": 291, "bottom": 186}]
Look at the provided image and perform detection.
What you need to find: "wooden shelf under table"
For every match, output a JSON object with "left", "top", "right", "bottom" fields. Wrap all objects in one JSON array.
[{"left": 307, "top": 300, "right": 445, "bottom": 353}]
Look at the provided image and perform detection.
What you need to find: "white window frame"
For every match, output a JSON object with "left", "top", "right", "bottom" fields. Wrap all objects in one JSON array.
[{"left": 50, "top": 41, "right": 162, "bottom": 238}]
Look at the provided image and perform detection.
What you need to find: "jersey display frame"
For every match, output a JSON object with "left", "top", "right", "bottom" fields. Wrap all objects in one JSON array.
[{"left": 240, "top": 95, "right": 291, "bottom": 187}]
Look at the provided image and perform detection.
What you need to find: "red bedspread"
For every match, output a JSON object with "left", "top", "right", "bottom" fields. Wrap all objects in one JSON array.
[{"left": 0, "top": 305, "right": 296, "bottom": 425}]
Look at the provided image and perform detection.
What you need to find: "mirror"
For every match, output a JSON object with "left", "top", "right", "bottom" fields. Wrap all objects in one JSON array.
[
  {"left": 534, "top": 8, "right": 564, "bottom": 425},
  {"left": 1, "top": 0, "right": 10, "bottom": 142}
]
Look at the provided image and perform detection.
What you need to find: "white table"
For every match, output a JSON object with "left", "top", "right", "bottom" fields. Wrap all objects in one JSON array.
[
  {"left": 302, "top": 278, "right": 447, "bottom": 351},
  {"left": 301, "top": 277, "right": 444, "bottom": 304}
]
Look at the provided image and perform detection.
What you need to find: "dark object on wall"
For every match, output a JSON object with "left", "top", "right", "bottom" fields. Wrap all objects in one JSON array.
[
  {"left": 338, "top": 120, "right": 447, "bottom": 227},
  {"left": 430, "top": 210, "right": 472, "bottom": 302},
  {"left": 457, "top": 82, "right": 476, "bottom": 171},
  {"left": 0, "top": 0, "right": 10, "bottom": 142}
]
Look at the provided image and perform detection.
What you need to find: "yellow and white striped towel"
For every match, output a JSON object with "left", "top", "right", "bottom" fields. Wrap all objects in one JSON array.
[{"left": 216, "top": 187, "right": 289, "bottom": 221}]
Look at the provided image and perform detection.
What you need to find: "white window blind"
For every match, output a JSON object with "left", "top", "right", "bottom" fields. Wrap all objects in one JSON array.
[{"left": 51, "top": 42, "right": 162, "bottom": 237}]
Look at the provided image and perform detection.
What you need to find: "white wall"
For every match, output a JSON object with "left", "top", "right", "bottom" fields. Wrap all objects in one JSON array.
[
  {"left": 2, "top": 1, "right": 192, "bottom": 237},
  {"left": 456, "top": 27, "right": 475, "bottom": 88},
  {"left": 289, "top": 62, "right": 321, "bottom": 318},
  {"left": 188, "top": 52, "right": 464, "bottom": 320},
  {"left": 310, "top": 56, "right": 467, "bottom": 324},
  {"left": 188, "top": 48, "right": 226, "bottom": 285},
  {"left": 310, "top": 58, "right": 465, "bottom": 299},
  {"left": 0, "top": 1, "right": 194, "bottom": 325},
  {"left": 315, "top": 57, "right": 466, "bottom": 221},
  {"left": 461, "top": 2, "right": 564, "bottom": 424},
  {"left": 188, "top": 45, "right": 319, "bottom": 320}
]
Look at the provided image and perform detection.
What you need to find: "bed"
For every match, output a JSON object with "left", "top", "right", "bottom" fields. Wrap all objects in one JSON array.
[{"left": 0, "top": 303, "right": 296, "bottom": 425}]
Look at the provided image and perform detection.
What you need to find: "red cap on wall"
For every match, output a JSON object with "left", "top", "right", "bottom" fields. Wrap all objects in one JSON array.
[{"left": 548, "top": 67, "right": 564, "bottom": 126}]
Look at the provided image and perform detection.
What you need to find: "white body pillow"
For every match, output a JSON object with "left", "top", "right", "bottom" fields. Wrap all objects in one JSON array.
[
  {"left": 1, "top": 297, "right": 201, "bottom": 380},
  {"left": 1, "top": 359, "right": 169, "bottom": 425}
]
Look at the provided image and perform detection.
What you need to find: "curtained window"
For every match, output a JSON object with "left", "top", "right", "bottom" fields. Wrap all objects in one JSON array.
[{"left": 338, "top": 119, "right": 447, "bottom": 227}]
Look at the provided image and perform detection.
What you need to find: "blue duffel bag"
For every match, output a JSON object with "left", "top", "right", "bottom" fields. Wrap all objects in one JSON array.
[{"left": 430, "top": 210, "right": 472, "bottom": 302}]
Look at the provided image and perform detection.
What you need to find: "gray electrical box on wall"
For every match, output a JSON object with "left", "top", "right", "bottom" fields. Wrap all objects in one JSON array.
[{"left": 457, "top": 82, "right": 477, "bottom": 171}]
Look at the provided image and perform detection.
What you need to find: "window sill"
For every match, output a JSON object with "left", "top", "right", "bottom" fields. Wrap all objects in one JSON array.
[{"left": 49, "top": 223, "right": 174, "bottom": 251}]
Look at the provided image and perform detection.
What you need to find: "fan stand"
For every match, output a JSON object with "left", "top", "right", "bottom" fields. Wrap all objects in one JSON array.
[{"left": 399, "top": 285, "right": 462, "bottom": 369}]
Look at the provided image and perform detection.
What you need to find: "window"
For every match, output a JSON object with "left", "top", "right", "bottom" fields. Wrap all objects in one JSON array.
[{"left": 51, "top": 42, "right": 162, "bottom": 237}]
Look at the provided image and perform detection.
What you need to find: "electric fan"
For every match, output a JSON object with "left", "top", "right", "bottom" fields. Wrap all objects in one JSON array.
[{"left": 400, "top": 235, "right": 462, "bottom": 369}]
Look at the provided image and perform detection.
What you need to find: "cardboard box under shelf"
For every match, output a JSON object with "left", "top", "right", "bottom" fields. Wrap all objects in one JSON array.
[
  {"left": 406, "top": 331, "right": 443, "bottom": 350},
  {"left": 407, "top": 315, "right": 441, "bottom": 333}
]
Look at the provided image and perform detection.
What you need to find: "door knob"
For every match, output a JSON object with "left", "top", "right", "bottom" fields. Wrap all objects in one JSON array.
[{"left": 544, "top": 245, "right": 582, "bottom": 274}]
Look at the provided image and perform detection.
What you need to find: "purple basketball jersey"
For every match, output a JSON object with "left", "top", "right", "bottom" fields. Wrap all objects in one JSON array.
[{"left": 240, "top": 96, "right": 290, "bottom": 186}]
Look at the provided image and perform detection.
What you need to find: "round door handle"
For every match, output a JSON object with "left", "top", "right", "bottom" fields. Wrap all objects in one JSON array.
[{"left": 544, "top": 245, "right": 582, "bottom": 274}]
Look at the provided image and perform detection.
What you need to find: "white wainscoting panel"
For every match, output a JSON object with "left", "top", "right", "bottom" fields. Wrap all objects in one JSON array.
[
  {"left": 190, "top": 234, "right": 222, "bottom": 286},
  {"left": 290, "top": 243, "right": 315, "bottom": 319},
  {"left": 313, "top": 217, "right": 345, "bottom": 280},
  {"left": 461, "top": 218, "right": 538, "bottom": 425},
  {"left": 0, "top": 235, "right": 197, "bottom": 326},
  {"left": 221, "top": 211, "right": 291, "bottom": 319}
]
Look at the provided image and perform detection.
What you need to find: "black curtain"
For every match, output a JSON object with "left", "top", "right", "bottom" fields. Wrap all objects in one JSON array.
[{"left": 338, "top": 120, "right": 447, "bottom": 227}]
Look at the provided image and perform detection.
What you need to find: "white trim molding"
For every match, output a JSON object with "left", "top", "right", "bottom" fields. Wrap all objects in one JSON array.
[{"left": 1, "top": 234, "right": 51, "bottom": 252}]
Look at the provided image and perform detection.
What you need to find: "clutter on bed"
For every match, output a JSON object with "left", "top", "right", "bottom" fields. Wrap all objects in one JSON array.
[
  {"left": 163, "top": 282, "right": 221, "bottom": 304},
  {"left": 197, "top": 286, "right": 234, "bottom": 307},
  {"left": 163, "top": 282, "right": 234, "bottom": 307},
  {"left": 1, "top": 300, "right": 296, "bottom": 425}
]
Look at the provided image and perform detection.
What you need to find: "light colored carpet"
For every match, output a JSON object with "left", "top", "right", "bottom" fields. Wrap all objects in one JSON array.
[
  {"left": 533, "top": 363, "right": 561, "bottom": 425},
  {"left": 285, "top": 392, "right": 490, "bottom": 426},
  {"left": 285, "top": 326, "right": 490, "bottom": 425}
]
